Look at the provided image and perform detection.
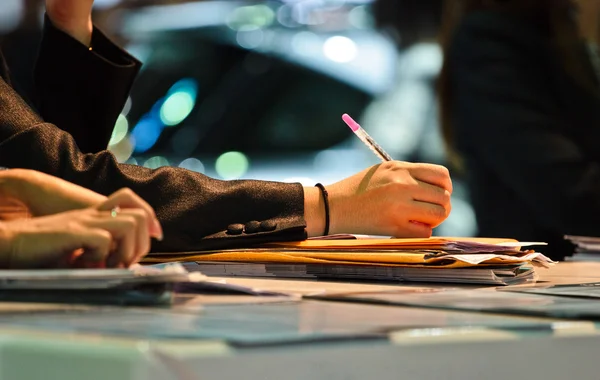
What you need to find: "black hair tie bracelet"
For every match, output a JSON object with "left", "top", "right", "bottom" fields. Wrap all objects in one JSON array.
[{"left": 314, "top": 183, "right": 330, "bottom": 236}]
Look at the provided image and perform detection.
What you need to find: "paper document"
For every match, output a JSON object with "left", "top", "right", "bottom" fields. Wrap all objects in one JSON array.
[
  {"left": 0, "top": 264, "right": 196, "bottom": 290},
  {"left": 145, "top": 237, "right": 551, "bottom": 286},
  {"left": 0, "top": 263, "right": 282, "bottom": 305},
  {"left": 188, "top": 262, "right": 537, "bottom": 286}
]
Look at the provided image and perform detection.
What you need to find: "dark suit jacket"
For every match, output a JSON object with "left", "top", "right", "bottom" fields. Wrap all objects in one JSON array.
[
  {"left": 0, "top": 19, "right": 307, "bottom": 253},
  {"left": 446, "top": 11, "right": 600, "bottom": 260}
]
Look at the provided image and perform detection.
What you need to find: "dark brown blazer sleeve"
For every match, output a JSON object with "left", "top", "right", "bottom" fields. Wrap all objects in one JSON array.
[
  {"left": 1, "top": 21, "right": 307, "bottom": 253},
  {"left": 34, "top": 16, "right": 139, "bottom": 153}
]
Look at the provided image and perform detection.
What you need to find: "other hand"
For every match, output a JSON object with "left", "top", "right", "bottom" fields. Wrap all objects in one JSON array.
[{"left": 2, "top": 189, "right": 161, "bottom": 269}]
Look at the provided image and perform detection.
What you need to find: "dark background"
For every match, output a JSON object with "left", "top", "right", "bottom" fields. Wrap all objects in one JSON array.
[{"left": 0, "top": 0, "right": 475, "bottom": 236}]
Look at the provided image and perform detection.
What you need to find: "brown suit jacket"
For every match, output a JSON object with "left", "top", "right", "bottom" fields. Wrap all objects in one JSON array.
[{"left": 0, "top": 18, "right": 307, "bottom": 253}]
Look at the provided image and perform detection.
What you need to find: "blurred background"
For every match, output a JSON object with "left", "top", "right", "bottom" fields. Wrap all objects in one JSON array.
[{"left": 0, "top": 0, "right": 477, "bottom": 237}]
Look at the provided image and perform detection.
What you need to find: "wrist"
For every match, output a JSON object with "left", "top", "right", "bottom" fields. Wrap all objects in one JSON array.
[
  {"left": 322, "top": 182, "right": 356, "bottom": 235},
  {"left": 303, "top": 186, "right": 326, "bottom": 237}
]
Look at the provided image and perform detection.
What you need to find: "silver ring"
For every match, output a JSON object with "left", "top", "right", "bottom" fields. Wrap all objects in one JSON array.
[{"left": 110, "top": 207, "right": 120, "bottom": 218}]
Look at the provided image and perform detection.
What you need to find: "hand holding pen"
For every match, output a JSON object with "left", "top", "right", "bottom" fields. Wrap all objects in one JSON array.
[{"left": 312, "top": 114, "right": 453, "bottom": 238}]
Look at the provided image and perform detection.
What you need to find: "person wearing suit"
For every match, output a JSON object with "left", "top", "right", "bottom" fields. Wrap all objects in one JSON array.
[
  {"left": 438, "top": 0, "right": 600, "bottom": 260},
  {"left": 0, "top": 0, "right": 453, "bottom": 255}
]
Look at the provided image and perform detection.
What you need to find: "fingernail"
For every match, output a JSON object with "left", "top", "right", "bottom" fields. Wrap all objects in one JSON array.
[
  {"left": 409, "top": 220, "right": 431, "bottom": 228},
  {"left": 152, "top": 220, "right": 164, "bottom": 241}
]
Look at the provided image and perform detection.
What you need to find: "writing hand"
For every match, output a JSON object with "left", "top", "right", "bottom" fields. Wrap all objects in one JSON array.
[{"left": 305, "top": 161, "right": 452, "bottom": 237}]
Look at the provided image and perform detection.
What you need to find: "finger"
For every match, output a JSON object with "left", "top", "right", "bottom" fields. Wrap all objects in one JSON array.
[
  {"left": 85, "top": 213, "right": 138, "bottom": 268},
  {"left": 70, "top": 229, "right": 113, "bottom": 267},
  {"left": 118, "top": 209, "right": 151, "bottom": 265},
  {"left": 409, "top": 164, "right": 453, "bottom": 194},
  {"left": 407, "top": 201, "right": 449, "bottom": 228},
  {"left": 395, "top": 220, "right": 433, "bottom": 238},
  {"left": 98, "top": 188, "right": 163, "bottom": 240},
  {"left": 412, "top": 180, "right": 452, "bottom": 207}
]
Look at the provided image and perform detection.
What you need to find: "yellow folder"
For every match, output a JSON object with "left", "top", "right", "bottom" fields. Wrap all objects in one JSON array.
[{"left": 143, "top": 237, "right": 527, "bottom": 269}]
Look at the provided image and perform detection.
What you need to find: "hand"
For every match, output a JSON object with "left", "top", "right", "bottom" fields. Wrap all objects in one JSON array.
[
  {"left": 46, "top": 0, "right": 94, "bottom": 46},
  {"left": 0, "top": 170, "right": 162, "bottom": 237},
  {"left": 1, "top": 189, "right": 162, "bottom": 269},
  {"left": 305, "top": 161, "right": 452, "bottom": 238}
]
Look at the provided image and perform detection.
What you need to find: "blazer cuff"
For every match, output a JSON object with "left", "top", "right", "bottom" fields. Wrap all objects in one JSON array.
[
  {"left": 184, "top": 223, "right": 308, "bottom": 252},
  {"left": 41, "top": 14, "right": 140, "bottom": 68},
  {"left": 148, "top": 181, "right": 308, "bottom": 253},
  {"left": 36, "top": 15, "right": 141, "bottom": 100}
]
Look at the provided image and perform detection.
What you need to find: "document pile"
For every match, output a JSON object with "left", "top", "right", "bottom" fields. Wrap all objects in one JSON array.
[
  {"left": 565, "top": 235, "right": 600, "bottom": 261},
  {"left": 0, "top": 263, "right": 205, "bottom": 305},
  {"left": 146, "top": 238, "right": 554, "bottom": 285}
]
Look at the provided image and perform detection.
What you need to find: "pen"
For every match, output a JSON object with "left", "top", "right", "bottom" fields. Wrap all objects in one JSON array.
[{"left": 342, "top": 113, "right": 393, "bottom": 162}]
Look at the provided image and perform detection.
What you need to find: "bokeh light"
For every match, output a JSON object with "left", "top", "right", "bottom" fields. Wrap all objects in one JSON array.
[
  {"left": 291, "top": 31, "right": 320, "bottom": 56},
  {"left": 323, "top": 36, "right": 358, "bottom": 63},
  {"left": 215, "top": 151, "right": 249, "bottom": 179},
  {"left": 179, "top": 157, "right": 205, "bottom": 173},
  {"left": 144, "top": 156, "right": 170, "bottom": 169},
  {"left": 236, "top": 26, "right": 265, "bottom": 49},
  {"left": 227, "top": 4, "right": 275, "bottom": 30},
  {"left": 132, "top": 115, "right": 164, "bottom": 153},
  {"left": 122, "top": 96, "right": 133, "bottom": 116},
  {"left": 109, "top": 114, "right": 129, "bottom": 146},
  {"left": 160, "top": 78, "right": 198, "bottom": 126},
  {"left": 108, "top": 135, "right": 135, "bottom": 163}
]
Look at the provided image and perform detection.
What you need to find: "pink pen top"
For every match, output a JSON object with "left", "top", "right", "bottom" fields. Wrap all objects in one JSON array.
[{"left": 342, "top": 113, "right": 360, "bottom": 132}]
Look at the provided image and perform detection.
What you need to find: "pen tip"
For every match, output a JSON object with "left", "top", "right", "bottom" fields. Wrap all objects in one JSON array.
[{"left": 342, "top": 113, "right": 360, "bottom": 132}]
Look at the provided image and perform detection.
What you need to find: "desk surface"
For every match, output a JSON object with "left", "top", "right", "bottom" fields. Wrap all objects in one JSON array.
[{"left": 2, "top": 262, "right": 600, "bottom": 380}]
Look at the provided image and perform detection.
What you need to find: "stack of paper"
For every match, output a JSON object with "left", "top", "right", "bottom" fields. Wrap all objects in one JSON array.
[
  {"left": 565, "top": 235, "right": 600, "bottom": 261},
  {"left": 0, "top": 264, "right": 196, "bottom": 290},
  {"left": 145, "top": 238, "right": 553, "bottom": 285},
  {"left": 0, "top": 263, "right": 207, "bottom": 305}
]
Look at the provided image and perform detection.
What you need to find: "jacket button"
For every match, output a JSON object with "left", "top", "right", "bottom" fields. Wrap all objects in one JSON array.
[
  {"left": 244, "top": 220, "right": 261, "bottom": 234},
  {"left": 260, "top": 220, "right": 277, "bottom": 231},
  {"left": 226, "top": 223, "right": 244, "bottom": 235}
]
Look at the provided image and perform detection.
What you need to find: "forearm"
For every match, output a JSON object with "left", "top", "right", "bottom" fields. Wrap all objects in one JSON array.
[{"left": 0, "top": 169, "right": 105, "bottom": 216}]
